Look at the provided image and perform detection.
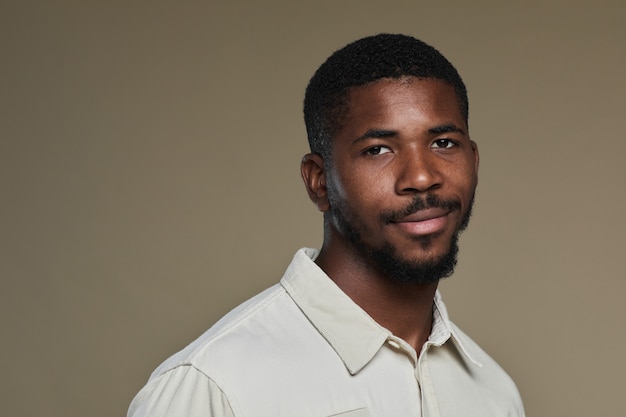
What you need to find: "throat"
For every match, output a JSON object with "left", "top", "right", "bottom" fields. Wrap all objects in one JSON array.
[
  {"left": 315, "top": 238, "right": 440, "bottom": 351},
  {"left": 358, "top": 282, "right": 437, "bottom": 351}
]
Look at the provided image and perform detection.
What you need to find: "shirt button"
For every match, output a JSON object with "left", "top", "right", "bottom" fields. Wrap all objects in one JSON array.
[{"left": 388, "top": 339, "right": 401, "bottom": 349}]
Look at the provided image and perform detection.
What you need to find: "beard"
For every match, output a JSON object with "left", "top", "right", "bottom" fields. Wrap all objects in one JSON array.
[{"left": 327, "top": 192, "right": 474, "bottom": 285}]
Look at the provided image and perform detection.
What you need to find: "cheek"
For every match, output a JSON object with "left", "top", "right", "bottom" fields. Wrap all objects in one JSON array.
[
  {"left": 330, "top": 174, "right": 386, "bottom": 219},
  {"left": 331, "top": 166, "right": 368, "bottom": 200},
  {"left": 460, "top": 173, "right": 478, "bottom": 205},
  {"left": 347, "top": 176, "right": 389, "bottom": 209},
  {"left": 447, "top": 159, "right": 477, "bottom": 188},
  {"left": 325, "top": 174, "right": 348, "bottom": 205}
]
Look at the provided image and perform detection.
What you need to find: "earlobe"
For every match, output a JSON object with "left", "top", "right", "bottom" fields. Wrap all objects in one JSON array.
[{"left": 301, "top": 153, "right": 330, "bottom": 212}]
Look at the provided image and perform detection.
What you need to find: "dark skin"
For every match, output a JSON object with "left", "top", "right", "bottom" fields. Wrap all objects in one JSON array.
[{"left": 301, "top": 77, "right": 479, "bottom": 351}]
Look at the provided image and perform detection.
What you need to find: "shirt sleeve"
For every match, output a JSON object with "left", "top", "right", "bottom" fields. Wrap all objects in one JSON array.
[{"left": 127, "top": 365, "right": 235, "bottom": 417}]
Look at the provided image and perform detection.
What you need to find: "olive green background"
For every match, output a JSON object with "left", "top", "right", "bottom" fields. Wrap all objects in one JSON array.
[{"left": 2, "top": 1, "right": 625, "bottom": 416}]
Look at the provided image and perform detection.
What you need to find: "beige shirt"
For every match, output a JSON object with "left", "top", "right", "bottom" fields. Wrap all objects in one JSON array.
[{"left": 128, "top": 248, "right": 525, "bottom": 417}]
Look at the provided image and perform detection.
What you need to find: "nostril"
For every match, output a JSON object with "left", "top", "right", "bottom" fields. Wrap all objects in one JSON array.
[{"left": 396, "top": 165, "right": 443, "bottom": 195}]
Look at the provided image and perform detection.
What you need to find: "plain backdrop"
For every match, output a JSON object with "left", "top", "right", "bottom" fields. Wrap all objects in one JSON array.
[{"left": 2, "top": 1, "right": 625, "bottom": 416}]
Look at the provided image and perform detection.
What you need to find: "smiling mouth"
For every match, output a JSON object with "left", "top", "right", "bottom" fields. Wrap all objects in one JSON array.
[{"left": 390, "top": 208, "right": 450, "bottom": 236}]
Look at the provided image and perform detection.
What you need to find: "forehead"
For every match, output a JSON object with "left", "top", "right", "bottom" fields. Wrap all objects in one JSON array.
[
  {"left": 338, "top": 77, "right": 465, "bottom": 134},
  {"left": 350, "top": 76, "right": 459, "bottom": 112}
]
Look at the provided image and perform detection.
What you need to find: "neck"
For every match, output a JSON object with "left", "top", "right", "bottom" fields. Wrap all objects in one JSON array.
[{"left": 315, "top": 243, "right": 439, "bottom": 352}]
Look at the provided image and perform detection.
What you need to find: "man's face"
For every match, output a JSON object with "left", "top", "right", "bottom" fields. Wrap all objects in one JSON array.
[{"left": 324, "top": 77, "right": 479, "bottom": 284}]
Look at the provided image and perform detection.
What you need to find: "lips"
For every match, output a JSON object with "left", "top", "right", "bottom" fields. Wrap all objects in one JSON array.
[
  {"left": 390, "top": 208, "right": 450, "bottom": 236},
  {"left": 395, "top": 207, "right": 449, "bottom": 223}
]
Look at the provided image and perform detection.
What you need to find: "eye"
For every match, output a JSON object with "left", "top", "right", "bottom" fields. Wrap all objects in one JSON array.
[
  {"left": 365, "top": 145, "right": 392, "bottom": 155},
  {"left": 431, "top": 139, "right": 456, "bottom": 149}
]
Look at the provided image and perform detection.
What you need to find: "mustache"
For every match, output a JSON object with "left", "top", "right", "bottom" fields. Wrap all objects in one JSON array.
[{"left": 380, "top": 193, "right": 462, "bottom": 224}]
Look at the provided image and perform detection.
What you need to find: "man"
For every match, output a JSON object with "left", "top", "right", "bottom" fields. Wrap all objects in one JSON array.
[{"left": 128, "top": 34, "right": 525, "bottom": 417}]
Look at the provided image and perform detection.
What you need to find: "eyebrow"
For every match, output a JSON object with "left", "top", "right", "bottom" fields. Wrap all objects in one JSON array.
[
  {"left": 353, "top": 124, "right": 465, "bottom": 144},
  {"left": 353, "top": 129, "right": 397, "bottom": 144},
  {"left": 428, "top": 124, "right": 466, "bottom": 135}
]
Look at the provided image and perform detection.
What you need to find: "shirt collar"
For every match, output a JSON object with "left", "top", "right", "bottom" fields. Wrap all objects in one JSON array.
[
  {"left": 280, "top": 248, "right": 482, "bottom": 374},
  {"left": 431, "top": 291, "right": 483, "bottom": 368}
]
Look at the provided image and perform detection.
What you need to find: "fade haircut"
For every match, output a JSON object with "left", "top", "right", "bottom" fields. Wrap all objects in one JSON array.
[{"left": 303, "top": 33, "right": 468, "bottom": 159}]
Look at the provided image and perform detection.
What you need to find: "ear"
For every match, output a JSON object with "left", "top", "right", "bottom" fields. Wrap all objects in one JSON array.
[
  {"left": 301, "top": 153, "right": 330, "bottom": 212},
  {"left": 470, "top": 139, "right": 480, "bottom": 172}
]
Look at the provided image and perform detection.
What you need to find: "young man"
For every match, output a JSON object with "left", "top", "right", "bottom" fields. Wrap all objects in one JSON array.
[{"left": 128, "top": 34, "right": 525, "bottom": 417}]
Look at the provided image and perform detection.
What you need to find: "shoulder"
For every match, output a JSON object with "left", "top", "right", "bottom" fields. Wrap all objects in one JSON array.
[
  {"left": 129, "top": 283, "right": 301, "bottom": 416},
  {"left": 150, "top": 283, "right": 293, "bottom": 379},
  {"left": 127, "top": 365, "right": 234, "bottom": 417}
]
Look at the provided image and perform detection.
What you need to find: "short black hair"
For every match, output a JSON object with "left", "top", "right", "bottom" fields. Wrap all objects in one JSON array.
[{"left": 303, "top": 33, "right": 468, "bottom": 158}]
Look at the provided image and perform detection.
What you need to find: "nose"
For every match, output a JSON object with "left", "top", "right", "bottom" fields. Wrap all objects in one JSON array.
[{"left": 394, "top": 151, "right": 443, "bottom": 194}]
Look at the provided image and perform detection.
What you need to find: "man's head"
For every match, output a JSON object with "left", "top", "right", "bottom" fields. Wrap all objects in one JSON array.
[
  {"left": 301, "top": 34, "right": 478, "bottom": 285},
  {"left": 304, "top": 33, "right": 468, "bottom": 161}
]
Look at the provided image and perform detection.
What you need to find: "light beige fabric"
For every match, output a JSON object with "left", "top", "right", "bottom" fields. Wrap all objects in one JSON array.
[{"left": 128, "top": 248, "right": 524, "bottom": 417}]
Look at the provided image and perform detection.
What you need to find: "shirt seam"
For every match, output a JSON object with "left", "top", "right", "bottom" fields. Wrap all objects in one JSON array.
[{"left": 164, "top": 286, "right": 288, "bottom": 370}]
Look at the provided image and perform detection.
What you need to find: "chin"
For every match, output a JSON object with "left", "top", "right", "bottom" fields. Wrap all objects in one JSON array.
[{"left": 370, "top": 235, "right": 460, "bottom": 285}]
